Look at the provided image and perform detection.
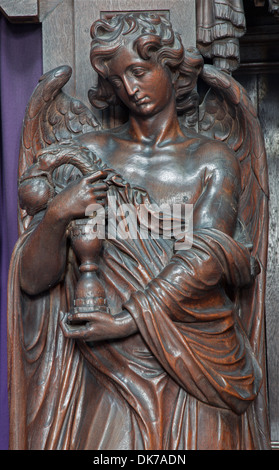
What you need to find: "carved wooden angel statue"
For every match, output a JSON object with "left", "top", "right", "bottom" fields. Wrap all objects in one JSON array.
[{"left": 7, "top": 12, "right": 271, "bottom": 450}]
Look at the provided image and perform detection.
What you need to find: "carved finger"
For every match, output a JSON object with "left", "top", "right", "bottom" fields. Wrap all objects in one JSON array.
[
  {"left": 90, "top": 183, "right": 109, "bottom": 191},
  {"left": 94, "top": 192, "right": 108, "bottom": 200},
  {"left": 64, "top": 325, "right": 92, "bottom": 340},
  {"left": 60, "top": 314, "right": 95, "bottom": 340},
  {"left": 68, "top": 311, "right": 105, "bottom": 323},
  {"left": 84, "top": 171, "right": 108, "bottom": 184}
]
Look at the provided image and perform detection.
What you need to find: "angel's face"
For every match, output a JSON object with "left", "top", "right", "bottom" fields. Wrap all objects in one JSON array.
[{"left": 106, "top": 43, "right": 174, "bottom": 117}]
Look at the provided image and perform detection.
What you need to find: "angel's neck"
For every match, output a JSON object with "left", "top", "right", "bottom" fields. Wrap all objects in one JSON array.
[{"left": 128, "top": 102, "right": 184, "bottom": 147}]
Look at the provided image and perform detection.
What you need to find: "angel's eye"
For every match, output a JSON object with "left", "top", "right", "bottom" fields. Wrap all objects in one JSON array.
[{"left": 131, "top": 68, "right": 146, "bottom": 78}]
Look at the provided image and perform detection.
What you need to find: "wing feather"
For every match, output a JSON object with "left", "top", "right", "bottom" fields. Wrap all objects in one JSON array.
[
  {"left": 18, "top": 65, "right": 101, "bottom": 233},
  {"left": 198, "top": 67, "right": 270, "bottom": 444},
  {"left": 199, "top": 65, "right": 269, "bottom": 350}
]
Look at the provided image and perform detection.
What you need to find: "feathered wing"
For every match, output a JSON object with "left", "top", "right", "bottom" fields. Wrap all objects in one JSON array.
[
  {"left": 199, "top": 65, "right": 270, "bottom": 445},
  {"left": 199, "top": 64, "right": 269, "bottom": 344},
  {"left": 18, "top": 65, "right": 102, "bottom": 234}
]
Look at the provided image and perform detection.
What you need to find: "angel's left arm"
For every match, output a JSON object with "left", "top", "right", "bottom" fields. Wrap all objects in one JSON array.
[{"left": 192, "top": 140, "right": 241, "bottom": 235}]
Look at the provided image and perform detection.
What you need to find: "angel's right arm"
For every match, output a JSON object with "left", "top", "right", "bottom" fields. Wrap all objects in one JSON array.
[
  {"left": 20, "top": 205, "right": 69, "bottom": 295},
  {"left": 19, "top": 172, "right": 108, "bottom": 296}
]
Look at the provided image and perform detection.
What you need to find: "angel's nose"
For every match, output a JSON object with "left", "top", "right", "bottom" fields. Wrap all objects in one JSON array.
[{"left": 122, "top": 75, "right": 139, "bottom": 97}]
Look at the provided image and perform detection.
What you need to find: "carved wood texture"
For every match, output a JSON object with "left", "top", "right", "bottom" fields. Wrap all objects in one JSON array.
[{"left": 2, "top": 0, "right": 278, "bottom": 450}]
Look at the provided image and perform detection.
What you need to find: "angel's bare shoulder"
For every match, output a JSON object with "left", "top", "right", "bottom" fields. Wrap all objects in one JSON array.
[
  {"left": 75, "top": 128, "right": 112, "bottom": 147},
  {"left": 183, "top": 127, "right": 240, "bottom": 184},
  {"left": 74, "top": 124, "right": 128, "bottom": 157}
]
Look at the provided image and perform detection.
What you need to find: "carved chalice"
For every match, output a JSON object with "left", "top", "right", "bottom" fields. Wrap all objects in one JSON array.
[{"left": 68, "top": 215, "right": 109, "bottom": 316}]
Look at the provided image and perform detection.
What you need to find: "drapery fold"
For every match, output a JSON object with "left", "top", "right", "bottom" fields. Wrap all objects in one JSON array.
[
  {"left": 196, "top": 0, "right": 246, "bottom": 71},
  {"left": 8, "top": 180, "right": 268, "bottom": 449}
]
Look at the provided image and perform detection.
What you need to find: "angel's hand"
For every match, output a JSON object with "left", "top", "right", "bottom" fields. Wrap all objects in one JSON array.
[
  {"left": 48, "top": 170, "right": 109, "bottom": 223},
  {"left": 59, "top": 309, "right": 138, "bottom": 342}
]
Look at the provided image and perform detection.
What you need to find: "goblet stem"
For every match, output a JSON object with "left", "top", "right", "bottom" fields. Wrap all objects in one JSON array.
[{"left": 68, "top": 218, "right": 109, "bottom": 314}]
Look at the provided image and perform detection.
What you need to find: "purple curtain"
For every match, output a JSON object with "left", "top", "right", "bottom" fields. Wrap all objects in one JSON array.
[{"left": 0, "top": 13, "right": 42, "bottom": 450}]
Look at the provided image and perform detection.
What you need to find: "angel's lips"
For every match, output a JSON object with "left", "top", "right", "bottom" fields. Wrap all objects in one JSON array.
[{"left": 134, "top": 96, "right": 150, "bottom": 105}]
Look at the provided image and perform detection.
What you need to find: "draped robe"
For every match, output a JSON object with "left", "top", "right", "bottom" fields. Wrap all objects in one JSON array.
[{"left": 7, "top": 170, "right": 268, "bottom": 450}]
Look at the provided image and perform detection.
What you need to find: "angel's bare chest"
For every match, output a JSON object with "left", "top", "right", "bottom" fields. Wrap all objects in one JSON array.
[{"left": 90, "top": 140, "right": 204, "bottom": 207}]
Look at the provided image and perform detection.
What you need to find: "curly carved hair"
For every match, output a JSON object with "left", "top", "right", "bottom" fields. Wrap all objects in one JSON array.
[{"left": 89, "top": 12, "right": 203, "bottom": 125}]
